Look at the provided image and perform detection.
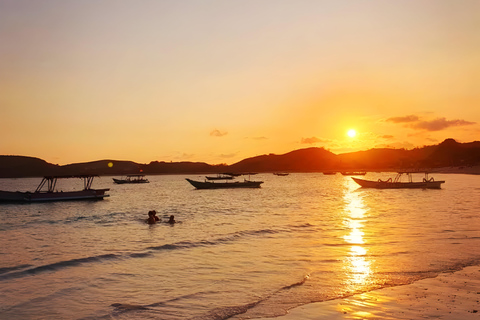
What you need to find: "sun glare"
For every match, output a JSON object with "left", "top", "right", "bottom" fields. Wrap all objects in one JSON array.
[{"left": 347, "top": 129, "right": 357, "bottom": 138}]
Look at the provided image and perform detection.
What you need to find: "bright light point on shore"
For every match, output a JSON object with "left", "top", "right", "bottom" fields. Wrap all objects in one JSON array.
[
  {"left": 108, "top": 162, "right": 113, "bottom": 168},
  {"left": 347, "top": 129, "right": 357, "bottom": 138}
]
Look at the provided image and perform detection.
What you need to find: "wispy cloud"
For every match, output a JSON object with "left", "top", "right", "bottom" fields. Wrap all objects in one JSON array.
[
  {"left": 386, "top": 115, "right": 475, "bottom": 131},
  {"left": 381, "top": 135, "right": 394, "bottom": 139},
  {"left": 412, "top": 118, "right": 475, "bottom": 131},
  {"left": 219, "top": 153, "right": 238, "bottom": 159},
  {"left": 245, "top": 136, "right": 268, "bottom": 140},
  {"left": 301, "top": 137, "right": 330, "bottom": 144},
  {"left": 386, "top": 115, "right": 419, "bottom": 123},
  {"left": 210, "top": 129, "right": 228, "bottom": 137}
]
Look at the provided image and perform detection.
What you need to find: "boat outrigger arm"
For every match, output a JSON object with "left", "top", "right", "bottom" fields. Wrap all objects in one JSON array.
[{"left": 35, "top": 175, "right": 98, "bottom": 193}]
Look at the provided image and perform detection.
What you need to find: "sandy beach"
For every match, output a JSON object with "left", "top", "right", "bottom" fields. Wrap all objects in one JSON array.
[{"left": 257, "top": 266, "right": 480, "bottom": 320}]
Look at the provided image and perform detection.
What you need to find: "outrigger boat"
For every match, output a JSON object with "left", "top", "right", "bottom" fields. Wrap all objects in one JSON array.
[
  {"left": 113, "top": 174, "right": 149, "bottom": 184},
  {"left": 0, "top": 175, "right": 110, "bottom": 203},
  {"left": 352, "top": 172, "right": 445, "bottom": 189},
  {"left": 186, "top": 177, "right": 263, "bottom": 189}
]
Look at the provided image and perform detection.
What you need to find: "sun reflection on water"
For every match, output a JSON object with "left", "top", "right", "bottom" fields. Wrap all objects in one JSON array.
[{"left": 342, "top": 180, "right": 373, "bottom": 292}]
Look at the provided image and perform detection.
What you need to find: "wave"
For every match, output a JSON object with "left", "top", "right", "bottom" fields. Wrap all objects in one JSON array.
[
  {"left": 1, "top": 211, "right": 130, "bottom": 233},
  {"left": 189, "top": 301, "right": 260, "bottom": 320},
  {"left": 0, "top": 254, "right": 120, "bottom": 281},
  {"left": 0, "top": 264, "right": 32, "bottom": 275},
  {"left": 146, "top": 228, "right": 283, "bottom": 252},
  {"left": 106, "top": 275, "right": 311, "bottom": 320},
  {"left": 189, "top": 275, "right": 311, "bottom": 320},
  {"left": 0, "top": 225, "right": 301, "bottom": 282}
]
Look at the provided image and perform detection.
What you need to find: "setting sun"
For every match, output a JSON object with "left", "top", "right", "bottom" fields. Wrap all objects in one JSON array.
[{"left": 347, "top": 129, "right": 357, "bottom": 138}]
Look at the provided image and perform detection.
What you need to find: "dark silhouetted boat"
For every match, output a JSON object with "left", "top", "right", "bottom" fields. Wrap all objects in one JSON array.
[
  {"left": 341, "top": 172, "right": 367, "bottom": 176},
  {"left": 322, "top": 172, "right": 337, "bottom": 175},
  {"left": 113, "top": 174, "right": 149, "bottom": 184},
  {"left": 352, "top": 172, "right": 445, "bottom": 189},
  {"left": 273, "top": 173, "right": 289, "bottom": 176},
  {"left": 205, "top": 174, "right": 234, "bottom": 180},
  {"left": 0, "top": 175, "right": 110, "bottom": 202},
  {"left": 186, "top": 178, "right": 263, "bottom": 189}
]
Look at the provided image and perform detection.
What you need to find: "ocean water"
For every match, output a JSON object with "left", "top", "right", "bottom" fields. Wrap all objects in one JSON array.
[{"left": 1, "top": 173, "right": 480, "bottom": 319}]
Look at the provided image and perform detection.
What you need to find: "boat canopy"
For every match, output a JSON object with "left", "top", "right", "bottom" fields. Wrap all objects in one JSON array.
[{"left": 35, "top": 175, "right": 99, "bottom": 193}]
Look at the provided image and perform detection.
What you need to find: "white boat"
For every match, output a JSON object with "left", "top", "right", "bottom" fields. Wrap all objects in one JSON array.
[
  {"left": 0, "top": 175, "right": 110, "bottom": 202},
  {"left": 352, "top": 172, "right": 445, "bottom": 189}
]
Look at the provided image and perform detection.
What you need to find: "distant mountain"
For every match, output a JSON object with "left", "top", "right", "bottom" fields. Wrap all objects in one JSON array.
[
  {"left": 143, "top": 161, "right": 227, "bottom": 175},
  {"left": 229, "top": 147, "right": 338, "bottom": 172},
  {"left": 61, "top": 160, "right": 142, "bottom": 176},
  {"left": 1, "top": 139, "right": 480, "bottom": 178},
  {"left": 0, "top": 156, "right": 60, "bottom": 178},
  {"left": 422, "top": 138, "right": 480, "bottom": 167}
]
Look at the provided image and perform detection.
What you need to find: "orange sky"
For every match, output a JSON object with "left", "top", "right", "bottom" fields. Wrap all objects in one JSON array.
[{"left": 1, "top": 1, "right": 479, "bottom": 165}]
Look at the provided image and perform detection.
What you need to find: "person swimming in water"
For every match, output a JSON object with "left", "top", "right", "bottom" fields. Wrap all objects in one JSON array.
[
  {"left": 146, "top": 210, "right": 159, "bottom": 224},
  {"left": 167, "top": 215, "right": 176, "bottom": 224}
]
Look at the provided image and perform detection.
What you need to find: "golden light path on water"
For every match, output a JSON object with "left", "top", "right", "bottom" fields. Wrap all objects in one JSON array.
[{"left": 342, "top": 179, "right": 373, "bottom": 293}]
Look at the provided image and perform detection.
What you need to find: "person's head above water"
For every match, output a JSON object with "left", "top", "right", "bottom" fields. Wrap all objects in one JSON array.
[{"left": 146, "top": 211, "right": 157, "bottom": 224}]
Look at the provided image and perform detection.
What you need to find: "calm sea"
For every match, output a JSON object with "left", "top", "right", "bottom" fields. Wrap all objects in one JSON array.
[{"left": 1, "top": 173, "right": 479, "bottom": 319}]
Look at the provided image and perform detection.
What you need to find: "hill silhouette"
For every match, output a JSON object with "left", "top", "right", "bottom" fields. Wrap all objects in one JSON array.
[
  {"left": 1, "top": 139, "right": 480, "bottom": 178},
  {"left": 0, "top": 156, "right": 60, "bottom": 178},
  {"left": 229, "top": 147, "right": 337, "bottom": 172}
]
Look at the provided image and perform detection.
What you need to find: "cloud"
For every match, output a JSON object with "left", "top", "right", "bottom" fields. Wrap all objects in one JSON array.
[
  {"left": 210, "top": 129, "right": 228, "bottom": 137},
  {"left": 381, "top": 135, "right": 394, "bottom": 139},
  {"left": 180, "top": 153, "right": 195, "bottom": 159},
  {"left": 245, "top": 136, "right": 268, "bottom": 140},
  {"left": 411, "top": 117, "right": 476, "bottom": 131},
  {"left": 219, "top": 153, "right": 238, "bottom": 159},
  {"left": 387, "top": 115, "right": 476, "bottom": 132},
  {"left": 301, "top": 137, "right": 330, "bottom": 144},
  {"left": 386, "top": 115, "right": 419, "bottom": 123}
]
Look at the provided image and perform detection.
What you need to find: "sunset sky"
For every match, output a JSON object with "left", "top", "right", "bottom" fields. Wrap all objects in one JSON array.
[{"left": 1, "top": 0, "right": 479, "bottom": 165}]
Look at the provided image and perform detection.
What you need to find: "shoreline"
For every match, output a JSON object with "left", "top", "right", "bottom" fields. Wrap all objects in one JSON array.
[{"left": 255, "top": 266, "right": 480, "bottom": 320}]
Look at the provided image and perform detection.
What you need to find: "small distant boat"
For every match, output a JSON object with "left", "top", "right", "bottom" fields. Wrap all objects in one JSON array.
[
  {"left": 273, "top": 173, "right": 289, "bottom": 176},
  {"left": 221, "top": 172, "right": 242, "bottom": 177},
  {"left": 0, "top": 175, "right": 110, "bottom": 203},
  {"left": 186, "top": 178, "right": 263, "bottom": 189},
  {"left": 205, "top": 174, "right": 234, "bottom": 180},
  {"left": 113, "top": 174, "right": 149, "bottom": 184},
  {"left": 352, "top": 172, "right": 445, "bottom": 189},
  {"left": 341, "top": 172, "right": 367, "bottom": 176},
  {"left": 323, "top": 172, "right": 337, "bottom": 175}
]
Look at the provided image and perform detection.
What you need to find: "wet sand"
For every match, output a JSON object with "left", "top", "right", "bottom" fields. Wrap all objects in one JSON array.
[{"left": 257, "top": 266, "right": 480, "bottom": 320}]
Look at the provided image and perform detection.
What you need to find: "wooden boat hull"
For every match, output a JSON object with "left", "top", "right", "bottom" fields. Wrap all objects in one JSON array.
[
  {"left": 113, "top": 178, "right": 149, "bottom": 184},
  {"left": 186, "top": 178, "right": 263, "bottom": 189},
  {"left": 0, "top": 189, "right": 110, "bottom": 203},
  {"left": 341, "top": 172, "right": 367, "bottom": 176},
  {"left": 205, "top": 176, "right": 234, "bottom": 180},
  {"left": 352, "top": 177, "right": 444, "bottom": 189}
]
